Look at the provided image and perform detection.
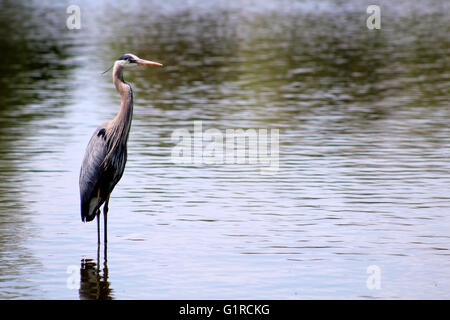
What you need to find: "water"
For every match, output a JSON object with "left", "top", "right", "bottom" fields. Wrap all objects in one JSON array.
[{"left": 0, "top": 0, "right": 449, "bottom": 299}]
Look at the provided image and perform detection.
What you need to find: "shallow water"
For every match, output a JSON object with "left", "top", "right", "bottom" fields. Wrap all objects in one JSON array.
[{"left": 0, "top": 0, "right": 449, "bottom": 299}]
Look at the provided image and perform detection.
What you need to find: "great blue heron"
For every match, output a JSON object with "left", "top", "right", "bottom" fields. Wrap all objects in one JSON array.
[{"left": 79, "top": 53, "right": 162, "bottom": 243}]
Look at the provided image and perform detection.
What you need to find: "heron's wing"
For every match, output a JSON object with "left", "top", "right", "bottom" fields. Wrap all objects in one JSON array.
[{"left": 79, "top": 126, "right": 109, "bottom": 222}]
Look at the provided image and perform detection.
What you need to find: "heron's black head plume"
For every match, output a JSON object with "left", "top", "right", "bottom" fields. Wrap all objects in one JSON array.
[
  {"left": 101, "top": 64, "right": 114, "bottom": 75},
  {"left": 118, "top": 54, "right": 137, "bottom": 63}
]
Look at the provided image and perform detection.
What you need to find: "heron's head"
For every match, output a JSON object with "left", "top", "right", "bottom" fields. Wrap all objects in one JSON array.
[{"left": 116, "top": 53, "right": 163, "bottom": 68}]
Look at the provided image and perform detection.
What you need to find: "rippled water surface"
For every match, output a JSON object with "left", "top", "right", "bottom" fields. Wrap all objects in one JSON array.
[{"left": 0, "top": 0, "right": 449, "bottom": 299}]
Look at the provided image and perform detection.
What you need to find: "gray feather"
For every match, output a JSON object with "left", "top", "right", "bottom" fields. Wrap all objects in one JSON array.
[{"left": 79, "top": 124, "right": 127, "bottom": 222}]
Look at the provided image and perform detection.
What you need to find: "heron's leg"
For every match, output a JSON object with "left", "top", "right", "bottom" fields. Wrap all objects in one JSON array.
[
  {"left": 96, "top": 209, "right": 101, "bottom": 244},
  {"left": 104, "top": 194, "right": 110, "bottom": 244}
]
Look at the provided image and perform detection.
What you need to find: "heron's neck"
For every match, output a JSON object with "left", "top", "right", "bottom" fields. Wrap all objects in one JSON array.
[{"left": 111, "top": 62, "right": 133, "bottom": 145}]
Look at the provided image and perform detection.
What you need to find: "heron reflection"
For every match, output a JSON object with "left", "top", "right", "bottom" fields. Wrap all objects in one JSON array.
[{"left": 79, "top": 244, "right": 112, "bottom": 300}]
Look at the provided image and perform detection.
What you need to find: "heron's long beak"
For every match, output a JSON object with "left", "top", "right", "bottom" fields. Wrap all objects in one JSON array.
[{"left": 137, "top": 59, "right": 163, "bottom": 67}]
